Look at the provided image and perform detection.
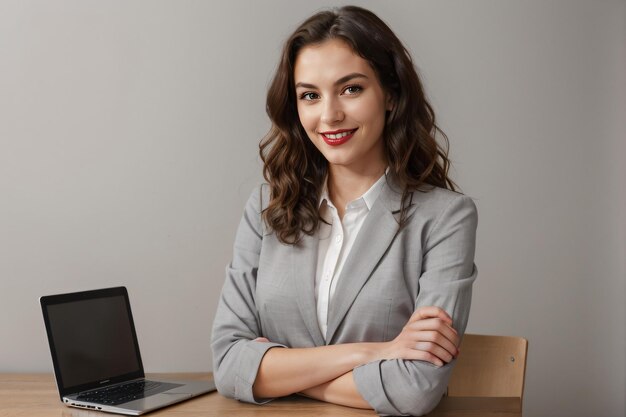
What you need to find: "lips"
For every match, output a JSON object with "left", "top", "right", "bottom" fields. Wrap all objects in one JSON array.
[{"left": 320, "top": 128, "right": 357, "bottom": 146}]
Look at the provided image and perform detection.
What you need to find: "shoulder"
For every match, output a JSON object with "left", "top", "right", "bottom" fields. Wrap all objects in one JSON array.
[
  {"left": 239, "top": 184, "right": 272, "bottom": 236},
  {"left": 412, "top": 186, "right": 476, "bottom": 213},
  {"left": 403, "top": 186, "right": 478, "bottom": 234},
  {"left": 243, "top": 183, "right": 271, "bottom": 214},
  {"left": 382, "top": 176, "right": 476, "bottom": 221}
]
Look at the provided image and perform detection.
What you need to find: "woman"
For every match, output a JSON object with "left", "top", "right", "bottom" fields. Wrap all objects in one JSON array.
[{"left": 211, "top": 5, "right": 477, "bottom": 416}]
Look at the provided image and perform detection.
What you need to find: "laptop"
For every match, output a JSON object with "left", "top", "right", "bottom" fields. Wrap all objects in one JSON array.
[{"left": 40, "top": 286, "right": 215, "bottom": 415}]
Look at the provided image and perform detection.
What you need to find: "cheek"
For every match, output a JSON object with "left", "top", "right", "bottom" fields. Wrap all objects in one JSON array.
[
  {"left": 347, "top": 97, "right": 385, "bottom": 123},
  {"left": 368, "top": 100, "right": 388, "bottom": 130},
  {"left": 297, "top": 106, "right": 318, "bottom": 133},
  {"left": 298, "top": 106, "right": 311, "bottom": 131}
]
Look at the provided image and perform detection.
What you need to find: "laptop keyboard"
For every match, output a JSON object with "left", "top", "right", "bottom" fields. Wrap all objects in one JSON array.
[{"left": 76, "top": 380, "right": 182, "bottom": 406}]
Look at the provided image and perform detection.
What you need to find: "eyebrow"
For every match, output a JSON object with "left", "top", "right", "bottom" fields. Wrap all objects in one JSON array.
[{"left": 295, "top": 72, "right": 369, "bottom": 89}]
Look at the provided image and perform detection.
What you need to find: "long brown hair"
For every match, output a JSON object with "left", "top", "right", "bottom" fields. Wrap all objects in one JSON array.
[{"left": 260, "top": 5, "right": 457, "bottom": 245}]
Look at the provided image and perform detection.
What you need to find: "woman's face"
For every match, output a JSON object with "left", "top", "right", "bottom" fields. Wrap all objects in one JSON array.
[{"left": 294, "top": 38, "right": 391, "bottom": 174}]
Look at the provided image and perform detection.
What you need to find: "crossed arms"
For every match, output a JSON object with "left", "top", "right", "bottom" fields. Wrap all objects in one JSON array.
[{"left": 211, "top": 187, "right": 477, "bottom": 416}]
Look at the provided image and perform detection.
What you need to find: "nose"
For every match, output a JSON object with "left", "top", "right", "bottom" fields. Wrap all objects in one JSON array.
[{"left": 320, "top": 97, "right": 344, "bottom": 125}]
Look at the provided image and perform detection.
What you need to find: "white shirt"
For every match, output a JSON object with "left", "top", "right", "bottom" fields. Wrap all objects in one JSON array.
[{"left": 315, "top": 173, "right": 387, "bottom": 340}]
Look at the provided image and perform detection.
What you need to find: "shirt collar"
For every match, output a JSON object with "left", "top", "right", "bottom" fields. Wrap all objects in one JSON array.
[
  {"left": 319, "top": 183, "right": 330, "bottom": 208},
  {"left": 361, "top": 171, "right": 387, "bottom": 210},
  {"left": 318, "top": 168, "right": 388, "bottom": 210}
]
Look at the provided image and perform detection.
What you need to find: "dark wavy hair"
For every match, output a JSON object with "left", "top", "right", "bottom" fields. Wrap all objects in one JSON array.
[{"left": 260, "top": 5, "right": 457, "bottom": 245}]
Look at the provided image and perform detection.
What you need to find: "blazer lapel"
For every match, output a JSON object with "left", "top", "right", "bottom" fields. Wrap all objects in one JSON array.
[
  {"left": 325, "top": 180, "right": 416, "bottom": 344},
  {"left": 291, "top": 232, "right": 326, "bottom": 346}
]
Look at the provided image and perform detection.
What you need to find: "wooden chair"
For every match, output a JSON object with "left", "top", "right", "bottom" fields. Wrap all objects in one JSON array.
[{"left": 447, "top": 334, "right": 528, "bottom": 406}]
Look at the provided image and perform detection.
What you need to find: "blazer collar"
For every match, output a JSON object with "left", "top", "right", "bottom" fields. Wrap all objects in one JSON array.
[
  {"left": 291, "top": 231, "right": 326, "bottom": 346},
  {"left": 290, "top": 175, "right": 418, "bottom": 346},
  {"left": 325, "top": 177, "right": 415, "bottom": 343}
]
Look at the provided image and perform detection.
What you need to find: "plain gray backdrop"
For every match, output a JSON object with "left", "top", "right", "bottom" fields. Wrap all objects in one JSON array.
[{"left": 1, "top": 1, "right": 624, "bottom": 416}]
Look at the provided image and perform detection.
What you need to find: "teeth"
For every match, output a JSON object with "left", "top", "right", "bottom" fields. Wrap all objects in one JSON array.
[{"left": 325, "top": 130, "right": 353, "bottom": 139}]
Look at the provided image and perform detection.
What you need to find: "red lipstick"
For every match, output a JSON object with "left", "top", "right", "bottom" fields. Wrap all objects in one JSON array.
[{"left": 320, "top": 128, "right": 357, "bottom": 146}]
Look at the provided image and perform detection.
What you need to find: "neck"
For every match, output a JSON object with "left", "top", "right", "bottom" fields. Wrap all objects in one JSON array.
[{"left": 327, "top": 163, "right": 386, "bottom": 212}]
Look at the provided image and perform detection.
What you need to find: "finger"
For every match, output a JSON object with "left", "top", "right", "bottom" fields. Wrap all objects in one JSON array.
[
  {"left": 409, "top": 306, "right": 452, "bottom": 324},
  {"left": 416, "top": 330, "right": 459, "bottom": 357},
  {"left": 396, "top": 327, "right": 459, "bottom": 358},
  {"left": 405, "top": 318, "right": 460, "bottom": 347},
  {"left": 253, "top": 337, "right": 270, "bottom": 343},
  {"left": 397, "top": 327, "right": 458, "bottom": 357},
  {"left": 414, "top": 341, "right": 455, "bottom": 363},
  {"left": 407, "top": 317, "right": 457, "bottom": 334},
  {"left": 399, "top": 348, "right": 445, "bottom": 366}
]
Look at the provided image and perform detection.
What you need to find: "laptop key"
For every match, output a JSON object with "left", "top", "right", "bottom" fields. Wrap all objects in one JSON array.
[{"left": 77, "top": 380, "right": 182, "bottom": 405}]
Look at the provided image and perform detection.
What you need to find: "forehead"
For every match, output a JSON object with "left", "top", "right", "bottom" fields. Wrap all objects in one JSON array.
[{"left": 294, "top": 38, "right": 374, "bottom": 83}]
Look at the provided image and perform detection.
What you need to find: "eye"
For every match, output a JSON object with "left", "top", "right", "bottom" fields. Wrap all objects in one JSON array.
[
  {"left": 299, "top": 92, "right": 320, "bottom": 101},
  {"left": 343, "top": 85, "right": 363, "bottom": 95}
]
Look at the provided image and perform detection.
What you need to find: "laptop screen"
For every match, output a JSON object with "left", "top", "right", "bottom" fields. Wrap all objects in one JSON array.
[{"left": 41, "top": 287, "right": 144, "bottom": 396}]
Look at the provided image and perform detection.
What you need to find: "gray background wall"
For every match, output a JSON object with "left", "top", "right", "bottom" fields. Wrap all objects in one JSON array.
[{"left": 1, "top": 1, "right": 624, "bottom": 416}]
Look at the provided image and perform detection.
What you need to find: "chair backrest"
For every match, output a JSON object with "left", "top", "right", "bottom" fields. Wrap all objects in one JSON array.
[{"left": 447, "top": 334, "right": 528, "bottom": 400}]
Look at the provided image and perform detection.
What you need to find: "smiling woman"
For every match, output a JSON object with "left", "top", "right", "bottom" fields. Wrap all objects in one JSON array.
[
  {"left": 294, "top": 40, "right": 391, "bottom": 189},
  {"left": 211, "top": 5, "right": 478, "bottom": 416}
]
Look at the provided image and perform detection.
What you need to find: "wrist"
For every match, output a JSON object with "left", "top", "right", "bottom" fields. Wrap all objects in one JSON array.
[{"left": 357, "top": 342, "right": 386, "bottom": 364}]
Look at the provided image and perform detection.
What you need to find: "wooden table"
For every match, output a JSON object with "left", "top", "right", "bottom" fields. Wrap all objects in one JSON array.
[{"left": 0, "top": 373, "right": 521, "bottom": 416}]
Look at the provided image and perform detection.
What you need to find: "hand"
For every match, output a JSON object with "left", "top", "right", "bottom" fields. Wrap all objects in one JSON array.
[
  {"left": 254, "top": 337, "right": 270, "bottom": 343},
  {"left": 373, "top": 306, "right": 460, "bottom": 366}
]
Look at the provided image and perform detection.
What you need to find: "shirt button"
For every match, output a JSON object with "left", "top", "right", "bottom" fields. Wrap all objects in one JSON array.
[{"left": 336, "top": 235, "right": 342, "bottom": 243}]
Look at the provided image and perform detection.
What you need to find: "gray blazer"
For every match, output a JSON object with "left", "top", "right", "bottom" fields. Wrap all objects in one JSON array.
[{"left": 211, "top": 178, "right": 478, "bottom": 416}]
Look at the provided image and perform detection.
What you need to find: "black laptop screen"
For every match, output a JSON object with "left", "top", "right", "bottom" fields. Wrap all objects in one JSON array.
[{"left": 45, "top": 294, "right": 141, "bottom": 389}]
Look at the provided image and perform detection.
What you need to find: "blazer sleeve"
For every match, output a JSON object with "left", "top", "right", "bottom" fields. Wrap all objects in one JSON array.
[
  {"left": 210, "top": 185, "right": 285, "bottom": 404},
  {"left": 353, "top": 193, "right": 478, "bottom": 416}
]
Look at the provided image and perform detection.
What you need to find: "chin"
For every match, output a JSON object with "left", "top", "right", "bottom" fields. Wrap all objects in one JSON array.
[{"left": 320, "top": 152, "right": 355, "bottom": 167}]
